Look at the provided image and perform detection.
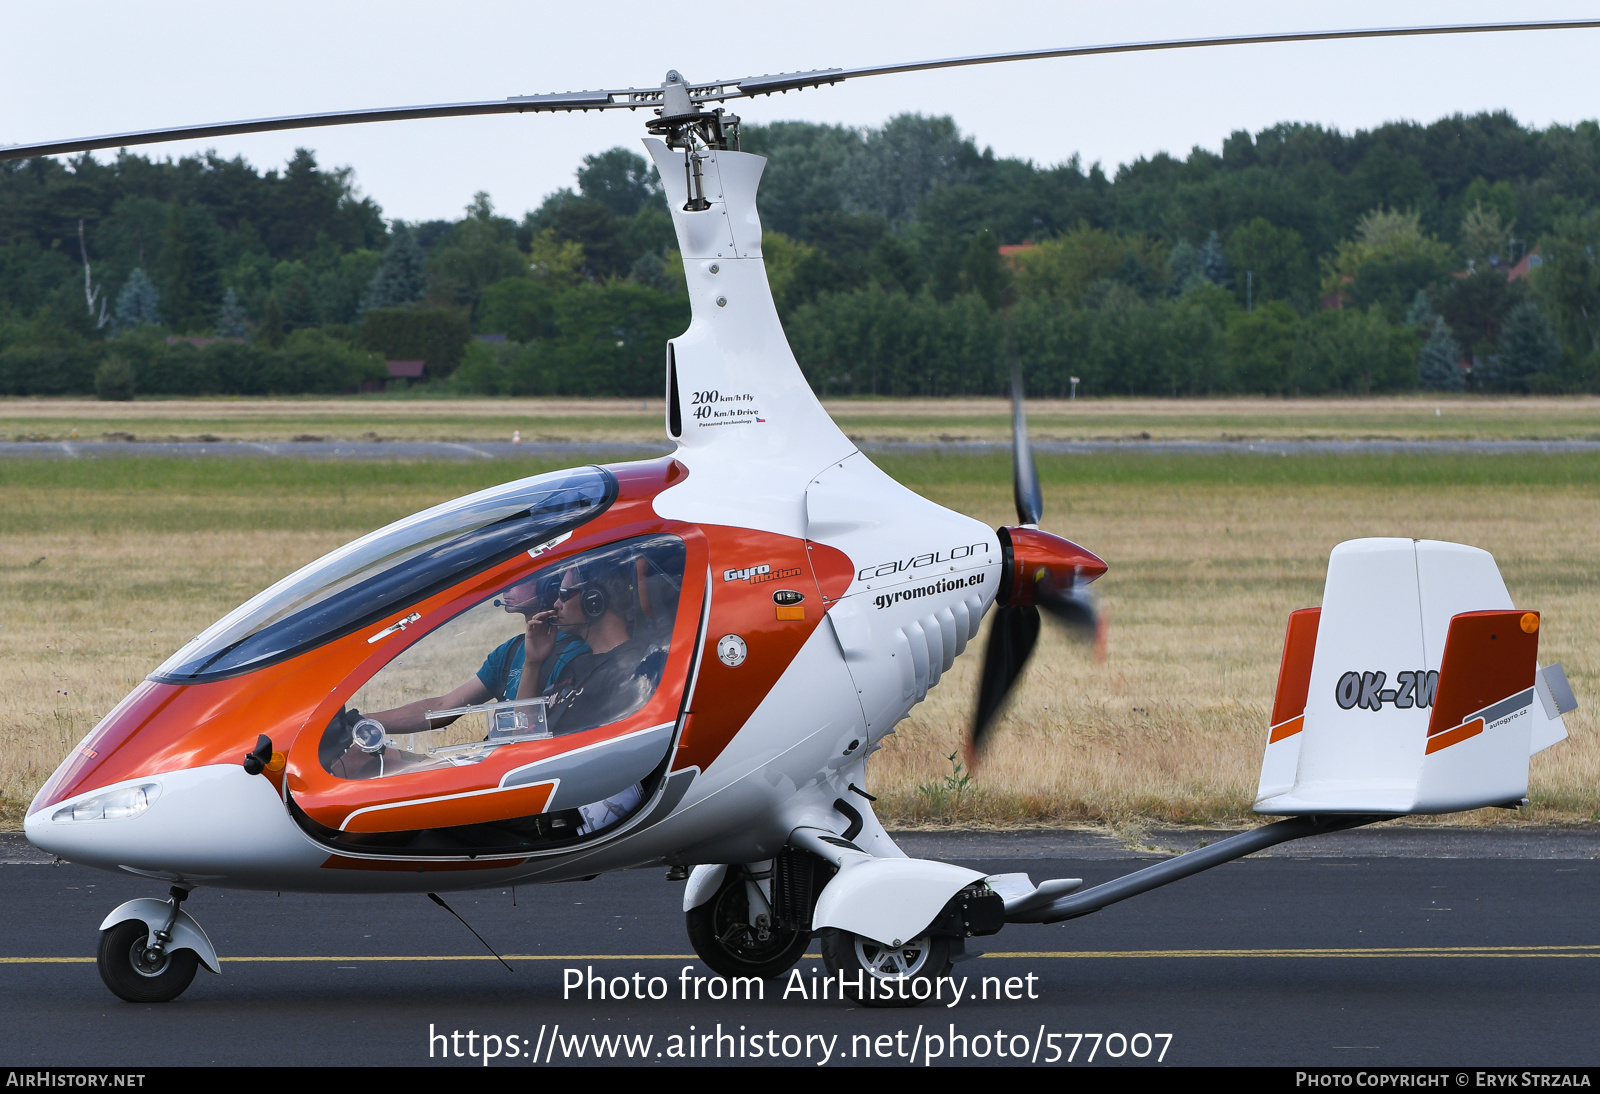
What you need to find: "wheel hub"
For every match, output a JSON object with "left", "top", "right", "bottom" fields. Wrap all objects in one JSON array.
[
  {"left": 853, "top": 935, "right": 931, "bottom": 979},
  {"left": 129, "top": 939, "right": 172, "bottom": 978}
]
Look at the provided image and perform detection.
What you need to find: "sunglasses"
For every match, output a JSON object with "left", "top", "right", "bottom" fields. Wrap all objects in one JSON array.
[{"left": 556, "top": 582, "right": 588, "bottom": 601}]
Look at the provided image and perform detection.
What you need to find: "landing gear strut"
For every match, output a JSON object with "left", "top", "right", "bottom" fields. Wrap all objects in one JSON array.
[
  {"left": 686, "top": 862, "right": 812, "bottom": 979},
  {"left": 97, "top": 886, "right": 202, "bottom": 1003}
]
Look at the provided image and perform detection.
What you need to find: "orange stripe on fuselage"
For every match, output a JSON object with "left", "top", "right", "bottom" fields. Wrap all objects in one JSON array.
[
  {"left": 1268, "top": 714, "right": 1304, "bottom": 743},
  {"left": 321, "top": 854, "right": 529, "bottom": 872},
  {"left": 340, "top": 781, "right": 555, "bottom": 833},
  {"left": 1425, "top": 718, "right": 1485, "bottom": 754}
]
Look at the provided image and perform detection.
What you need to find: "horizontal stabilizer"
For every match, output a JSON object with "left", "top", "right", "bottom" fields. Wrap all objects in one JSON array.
[{"left": 1255, "top": 539, "right": 1574, "bottom": 817}]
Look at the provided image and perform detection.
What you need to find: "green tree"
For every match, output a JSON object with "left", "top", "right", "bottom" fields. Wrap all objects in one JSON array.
[
  {"left": 1459, "top": 203, "right": 1510, "bottom": 268},
  {"left": 156, "top": 203, "right": 223, "bottom": 331},
  {"left": 1418, "top": 318, "right": 1464, "bottom": 391},
  {"left": 94, "top": 354, "right": 136, "bottom": 400},
  {"left": 270, "top": 261, "right": 318, "bottom": 329},
  {"left": 1012, "top": 225, "right": 1165, "bottom": 304},
  {"left": 358, "top": 307, "right": 471, "bottom": 374},
  {"left": 1403, "top": 289, "right": 1435, "bottom": 328},
  {"left": 363, "top": 222, "right": 427, "bottom": 311},
  {"left": 1225, "top": 300, "right": 1299, "bottom": 392},
  {"left": 113, "top": 268, "right": 161, "bottom": 331},
  {"left": 257, "top": 294, "right": 285, "bottom": 348},
  {"left": 576, "top": 148, "right": 662, "bottom": 217},
  {"left": 1494, "top": 300, "right": 1561, "bottom": 392},
  {"left": 1438, "top": 268, "right": 1521, "bottom": 360},
  {"left": 216, "top": 287, "right": 249, "bottom": 338},
  {"left": 850, "top": 114, "right": 974, "bottom": 225},
  {"left": 1199, "top": 230, "right": 1228, "bottom": 287},
  {"left": 426, "top": 194, "right": 526, "bottom": 317},
  {"left": 960, "top": 229, "right": 1009, "bottom": 309},
  {"left": 1224, "top": 218, "right": 1315, "bottom": 306},
  {"left": 1460, "top": 177, "right": 1518, "bottom": 240},
  {"left": 1321, "top": 207, "right": 1455, "bottom": 323},
  {"left": 1291, "top": 306, "right": 1418, "bottom": 393},
  {"left": 477, "top": 279, "right": 558, "bottom": 343},
  {"left": 1531, "top": 212, "right": 1600, "bottom": 355}
]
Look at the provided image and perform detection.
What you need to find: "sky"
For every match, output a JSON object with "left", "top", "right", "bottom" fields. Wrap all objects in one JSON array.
[{"left": 4, "top": 0, "right": 1600, "bottom": 224}]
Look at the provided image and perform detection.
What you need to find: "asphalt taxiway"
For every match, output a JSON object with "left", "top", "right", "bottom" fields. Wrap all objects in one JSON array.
[{"left": 1, "top": 828, "right": 1596, "bottom": 1067}]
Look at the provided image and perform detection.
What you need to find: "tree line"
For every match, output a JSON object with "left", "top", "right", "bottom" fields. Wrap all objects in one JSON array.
[{"left": 2, "top": 111, "right": 1598, "bottom": 399}]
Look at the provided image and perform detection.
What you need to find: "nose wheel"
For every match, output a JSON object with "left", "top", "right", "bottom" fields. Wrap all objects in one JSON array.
[
  {"left": 98, "top": 919, "right": 200, "bottom": 1003},
  {"left": 96, "top": 886, "right": 207, "bottom": 1003}
]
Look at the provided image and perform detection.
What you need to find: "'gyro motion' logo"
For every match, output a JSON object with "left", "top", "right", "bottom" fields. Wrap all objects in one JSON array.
[{"left": 1334, "top": 670, "right": 1439, "bottom": 711}]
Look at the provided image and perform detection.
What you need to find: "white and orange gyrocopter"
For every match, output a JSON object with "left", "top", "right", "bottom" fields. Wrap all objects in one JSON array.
[{"left": 11, "top": 20, "right": 1586, "bottom": 1006}]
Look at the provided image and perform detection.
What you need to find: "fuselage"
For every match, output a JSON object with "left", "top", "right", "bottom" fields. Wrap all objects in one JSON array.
[
  {"left": 25, "top": 453, "right": 1000, "bottom": 893},
  {"left": 25, "top": 137, "right": 1028, "bottom": 894}
]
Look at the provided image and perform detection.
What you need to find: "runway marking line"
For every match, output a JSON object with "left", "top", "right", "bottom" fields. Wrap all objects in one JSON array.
[{"left": 6, "top": 945, "right": 1600, "bottom": 965}]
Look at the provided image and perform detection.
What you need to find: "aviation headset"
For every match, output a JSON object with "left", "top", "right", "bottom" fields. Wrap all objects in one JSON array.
[{"left": 565, "top": 558, "right": 638, "bottom": 622}]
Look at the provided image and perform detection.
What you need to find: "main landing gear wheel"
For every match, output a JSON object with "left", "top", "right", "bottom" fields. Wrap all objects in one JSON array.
[
  {"left": 819, "top": 927, "right": 953, "bottom": 1008},
  {"left": 97, "top": 920, "right": 200, "bottom": 1003},
  {"left": 686, "top": 869, "right": 810, "bottom": 980}
]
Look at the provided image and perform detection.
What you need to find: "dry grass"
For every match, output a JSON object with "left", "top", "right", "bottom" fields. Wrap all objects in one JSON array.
[
  {"left": 2, "top": 393, "right": 1599, "bottom": 443},
  {"left": 0, "top": 457, "right": 1595, "bottom": 831},
  {"left": 867, "top": 481, "right": 1600, "bottom": 829}
]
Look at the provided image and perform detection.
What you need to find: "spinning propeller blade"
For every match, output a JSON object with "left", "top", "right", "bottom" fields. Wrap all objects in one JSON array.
[
  {"left": 969, "top": 339, "right": 1100, "bottom": 763},
  {"left": 1009, "top": 342, "right": 1042, "bottom": 528},
  {"left": 5, "top": 20, "right": 1597, "bottom": 163},
  {"left": 971, "top": 603, "right": 1041, "bottom": 762}
]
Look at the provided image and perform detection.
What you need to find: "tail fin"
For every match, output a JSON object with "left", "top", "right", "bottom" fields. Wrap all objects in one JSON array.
[{"left": 1254, "top": 539, "right": 1574, "bottom": 816}]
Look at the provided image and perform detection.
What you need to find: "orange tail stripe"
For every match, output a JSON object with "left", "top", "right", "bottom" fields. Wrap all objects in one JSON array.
[
  {"left": 1425, "top": 718, "right": 1485, "bottom": 755},
  {"left": 1268, "top": 714, "right": 1304, "bottom": 743}
]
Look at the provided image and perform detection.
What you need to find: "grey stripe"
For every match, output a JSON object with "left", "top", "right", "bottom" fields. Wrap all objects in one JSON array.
[{"left": 1470, "top": 687, "right": 1535, "bottom": 727}]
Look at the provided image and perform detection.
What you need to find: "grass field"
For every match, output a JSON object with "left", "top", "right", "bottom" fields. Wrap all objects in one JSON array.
[
  {"left": 1, "top": 449, "right": 1595, "bottom": 831},
  {"left": 3, "top": 393, "right": 1600, "bottom": 444}
]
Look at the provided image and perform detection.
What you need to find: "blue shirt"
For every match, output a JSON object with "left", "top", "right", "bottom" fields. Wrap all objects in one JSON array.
[{"left": 476, "top": 632, "right": 589, "bottom": 701}]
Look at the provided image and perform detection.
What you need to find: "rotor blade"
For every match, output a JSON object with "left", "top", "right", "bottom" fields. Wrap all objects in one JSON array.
[
  {"left": 1009, "top": 336, "right": 1042, "bottom": 528},
  {"left": 0, "top": 89, "right": 635, "bottom": 163},
  {"left": 971, "top": 604, "right": 1041, "bottom": 761},
  {"left": 733, "top": 19, "right": 1600, "bottom": 97},
  {"left": 12, "top": 19, "right": 1594, "bottom": 165}
]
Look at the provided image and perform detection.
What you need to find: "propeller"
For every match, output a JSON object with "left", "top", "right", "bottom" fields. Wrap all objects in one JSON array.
[
  {"left": 968, "top": 344, "right": 1103, "bottom": 764},
  {"left": 4, "top": 20, "right": 1598, "bottom": 162}
]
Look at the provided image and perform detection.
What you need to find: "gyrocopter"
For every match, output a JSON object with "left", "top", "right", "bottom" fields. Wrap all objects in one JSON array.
[{"left": 12, "top": 19, "right": 1586, "bottom": 1006}]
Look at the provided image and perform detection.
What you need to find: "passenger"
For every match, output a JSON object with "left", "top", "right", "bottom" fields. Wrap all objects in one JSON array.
[
  {"left": 329, "top": 558, "right": 664, "bottom": 795},
  {"left": 355, "top": 564, "right": 618, "bottom": 735},
  {"left": 479, "top": 574, "right": 591, "bottom": 701}
]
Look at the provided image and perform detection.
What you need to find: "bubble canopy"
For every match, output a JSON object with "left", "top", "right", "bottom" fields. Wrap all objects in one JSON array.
[{"left": 152, "top": 467, "right": 617, "bottom": 684}]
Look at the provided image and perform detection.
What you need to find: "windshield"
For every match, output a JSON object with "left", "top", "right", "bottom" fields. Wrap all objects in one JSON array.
[{"left": 152, "top": 466, "right": 616, "bottom": 683}]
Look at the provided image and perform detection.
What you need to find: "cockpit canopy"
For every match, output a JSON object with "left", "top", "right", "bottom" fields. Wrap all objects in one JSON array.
[
  {"left": 321, "top": 533, "right": 686, "bottom": 783},
  {"left": 152, "top": 466, "right": 616, "bottom": 683}
]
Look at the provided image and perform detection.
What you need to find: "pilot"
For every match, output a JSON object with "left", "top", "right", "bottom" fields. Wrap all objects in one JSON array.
[
  {"left": 477, "top": 573, "right": 591, "bottom": 702},
  {"left": 534, "top": 560, "right": 666, "bottom": 736},
  {"left": 352, "top": 562, "right": 623, "bottom": 736},
  {"left": 329, "top": 558, "right": 664, "bottom": 833}
]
